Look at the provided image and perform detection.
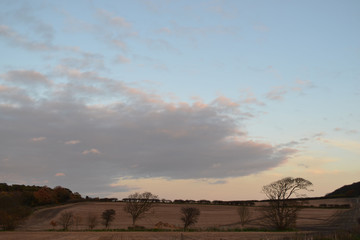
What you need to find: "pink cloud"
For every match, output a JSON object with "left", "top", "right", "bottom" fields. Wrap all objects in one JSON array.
[
  {"left": 65, "top": 140, "right": 80, "bottom": 145},
  {"left": 292, "top": 79, "right": 313, "bottom": 93},
  {"left": 82, "top": 148, "right": 101, "bottom": 155},
  {"left": 213, "top": 95, "right": 239, "bottom": 107},
  {"left": 240, "top": 89, "right": 265, "bottom": 106},
  {"left": 55, "top": 173, "right": 65, "bottom": 177},
  {"left": 266, "top": 86, "right": 287, "bottom": 101},
  {"left": 0, "top": 24, "right": 55, "bottom": 51},
  {"left": 254, "top": 23, "right": 270, "bottom": 32},
  {"left": 30, "top": 137, "right": 46, "bottom": 142},
  {"left": 97, "top": 9, "right": 132, "bottom": 28},
  {"left": 115, "top": 55, "right": 131, "bottom": 64},
  {"left": 158, "top": 27, "right": 172, "bottom": 34},
  {"left": 334, "top": 128, "right": 358, "bottom": 135},
  {"left": 112, "top": 39, "right": 127, "bottom": 51},
  {"left": 2, "top": 70, "right": 51, "bottom": 86}
]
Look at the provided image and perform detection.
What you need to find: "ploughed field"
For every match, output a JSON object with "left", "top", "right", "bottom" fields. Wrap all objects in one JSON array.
[{"left": 1, "top": 198, "right": 358, "bottom": 240}]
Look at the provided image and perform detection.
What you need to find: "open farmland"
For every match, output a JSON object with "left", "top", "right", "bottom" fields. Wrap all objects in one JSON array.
[
  {"left": 1, "top": 197, "right": 357, "bottom": 240},
  {"left": 0, "top": 231, "right": 313, "bottom": 240}
]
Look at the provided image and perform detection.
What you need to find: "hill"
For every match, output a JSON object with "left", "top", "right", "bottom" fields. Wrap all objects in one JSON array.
[{"left": 325, "top": 181, "right": 360, "bottom": 198}]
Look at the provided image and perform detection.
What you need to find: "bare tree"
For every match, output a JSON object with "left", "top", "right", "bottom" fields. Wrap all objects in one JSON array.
[
  {"left": 123, "top": 192, "right": 158, "bottom": 226},
  {"left": 102, "top": 209, "right": 116, "bottom": 229},
  {"left": 58, "top": 211, "right": 74, "bottom": 231},
  {"left": 261, "top": 177, "right": 312, "bottom": 230},
  {"left": 180, "top": 206, "right": 200, "bottom": 230},
  {"left": 237, "top": 206, "right": 252, "bottom": 229},
  {"left": 87, "top": 213, "right": 98, "bottom": 230}
]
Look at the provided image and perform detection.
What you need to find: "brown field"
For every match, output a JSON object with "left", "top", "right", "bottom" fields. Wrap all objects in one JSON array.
[
  {"left": 0, "top": 231, "right": 310, "bottom": 240},
  {"left": 1, "top": 197, "right": 358, "bottom": 240}
]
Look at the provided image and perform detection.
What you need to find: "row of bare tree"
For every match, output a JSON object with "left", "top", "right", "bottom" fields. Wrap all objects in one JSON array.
[
  {"left": 53, "top": 206, "right": 201, "bottom": 231},
  {"left": 52, "top": 192, "right": 202, "bottom": 230}
]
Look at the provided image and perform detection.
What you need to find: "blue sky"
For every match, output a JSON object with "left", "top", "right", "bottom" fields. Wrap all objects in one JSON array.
[{"left": 0, "top": 0, "right": 359, "bottom": 200}]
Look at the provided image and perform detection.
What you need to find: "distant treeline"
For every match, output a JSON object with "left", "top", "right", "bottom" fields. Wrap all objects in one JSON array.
[
  {"left": 0, "top": 183, "right": 82, "bottom": 206},
  {"left": 120, "top": 198, "right": 256, "bottom": 206},
  {"left": 86, "top": 197, "right": 257, "bottom": 206},
  {"left": 171, "top": 199, "right": 256, "bottom": 206}
]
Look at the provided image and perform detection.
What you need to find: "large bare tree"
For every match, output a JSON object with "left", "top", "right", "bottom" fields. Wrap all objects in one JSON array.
[
  {"left": 261, "top": 177, "right": 312, "bottom": 230},
  {"left": 123, "top": 192, "right": 158, "bottom": 226}
]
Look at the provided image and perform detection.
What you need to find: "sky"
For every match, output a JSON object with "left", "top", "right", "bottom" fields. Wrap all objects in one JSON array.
[{"left": 0, "top": 0, "right": 359, "bottom": 201}]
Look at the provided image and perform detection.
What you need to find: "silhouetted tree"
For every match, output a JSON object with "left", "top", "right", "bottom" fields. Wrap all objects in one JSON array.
[
  {"left": 261, "top": 177, "right": 312, "bottom": 230},
  {"left": 123, "top": 192, "right": 158, "bottom": 226},
  {"left": 58, "top": 211, "right": 74, "bottom": 230},
  {"left": 237, "top": 206, "right": 252, "bottom": 229},
  {"left": 180, "top": 206, "right": 200, "bottom": 230},
  {"left": 102, "top": 209, "right": 116, "bottom": 228}
]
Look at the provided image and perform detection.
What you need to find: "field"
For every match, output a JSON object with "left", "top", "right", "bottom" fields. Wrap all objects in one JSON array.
[
  {"left": 1, "top": 198, "right": 359, "bottom": 240},
  {"left": 0, "top": 231, "right": 315, "bottom": 240}
]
